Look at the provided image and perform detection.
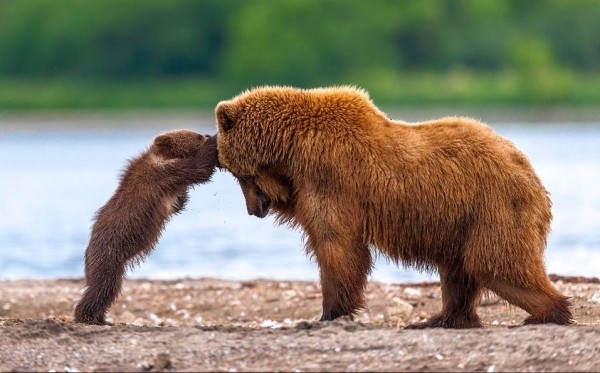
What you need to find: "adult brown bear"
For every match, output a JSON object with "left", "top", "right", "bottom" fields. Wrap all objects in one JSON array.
[{"left": 215, "top": 86, "right": 572, "bottom": 328}]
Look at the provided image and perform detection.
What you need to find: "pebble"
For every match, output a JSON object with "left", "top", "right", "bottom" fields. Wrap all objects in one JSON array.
[
  {"left": 153, "top": 353, "right": 172, "bottom": 370},
  {"left": 260, "top": 319, "right": 283, "bottom": 329},
  {"left": 132, "top": 318, "right": 147, "bottom": 326},
  {"left": 119, "top": 311, "right": 136, "bottom": 323},
  {"left": 175, "top": 309, "right": 190, "bottom": 319},
  {"left": 384, "top": 297, "right": 414, "bottom": 325},
  {"left": 403, "top": 287, "right": 422, "bottom": 299},
  {"left": 282, "top": 290, "right": 297, "bottom": 299}
]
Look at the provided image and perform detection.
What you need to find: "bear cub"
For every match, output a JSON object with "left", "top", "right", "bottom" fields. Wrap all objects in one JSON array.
[{"left": 74, "top": 129, "right": 218, "bottom": 325}]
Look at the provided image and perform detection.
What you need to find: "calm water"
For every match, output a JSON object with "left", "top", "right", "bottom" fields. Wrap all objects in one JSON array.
[{"left": 1, "top": 117, "right": 599, "bottom": 282}]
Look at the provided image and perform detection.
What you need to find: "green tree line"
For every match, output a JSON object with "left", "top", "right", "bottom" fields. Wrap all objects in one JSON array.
[{"left": 0, "top": 0, "right": 599, "bottom": 108}]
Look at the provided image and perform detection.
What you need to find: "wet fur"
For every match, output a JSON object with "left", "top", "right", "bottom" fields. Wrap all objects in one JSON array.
[
  {"left": 216, "top": 86, "right": 573, "bottom": 328},
  {"left": 74, "top": 131, "right": 218, "bottom": 325}
]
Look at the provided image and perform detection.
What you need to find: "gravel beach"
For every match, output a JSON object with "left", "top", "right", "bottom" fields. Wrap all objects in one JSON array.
[{"left": 1, "top": 276, "right": 599, "bottom": 371}]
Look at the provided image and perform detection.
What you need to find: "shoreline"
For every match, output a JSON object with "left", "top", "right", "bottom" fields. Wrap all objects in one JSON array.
[{"left": 1, "top": 106, "right": 600, "bottom": 131}]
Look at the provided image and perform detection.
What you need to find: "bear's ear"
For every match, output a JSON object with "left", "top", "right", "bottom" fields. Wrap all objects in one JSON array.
[
  {"left": 216, "top": 102, "right": 236, "bottom": 132},
  {"left": 153, "top": 134, "right": 173, "bottom": 151}
]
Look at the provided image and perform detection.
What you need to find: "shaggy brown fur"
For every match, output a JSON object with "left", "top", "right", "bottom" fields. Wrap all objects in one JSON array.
[
  {"left": 74, "top": 130, "right": 218, "bottom": 325},
  {"left": 215, "top": 86, "right": 573, "bottom": 328}
]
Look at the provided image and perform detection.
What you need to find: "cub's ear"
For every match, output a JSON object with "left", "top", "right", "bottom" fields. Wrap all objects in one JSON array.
[
  {"left": 153, "top": 134, "right": 173, "bottom": 150},
  {"left": 216, "top": 102, "right": 236, "bottom": 132}
]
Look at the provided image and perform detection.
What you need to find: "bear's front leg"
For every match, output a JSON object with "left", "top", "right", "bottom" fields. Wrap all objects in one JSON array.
[{"left": 308, "top": 235, "right": 373, "bottom": 321}]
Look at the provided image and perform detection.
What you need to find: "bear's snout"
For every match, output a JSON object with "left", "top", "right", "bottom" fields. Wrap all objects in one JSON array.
[{"left": 247, "top": 194, "right": 271, "bottom": 218}]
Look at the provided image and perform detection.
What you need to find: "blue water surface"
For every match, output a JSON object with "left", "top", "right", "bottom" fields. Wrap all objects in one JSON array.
[{"left": 1, "top": 117, "right": 599, "bottom": 282}]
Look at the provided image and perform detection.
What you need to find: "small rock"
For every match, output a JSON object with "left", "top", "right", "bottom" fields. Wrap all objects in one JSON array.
[
  {"left": 590, "top": 291, "right": 600, "bottom": 304},
  {"left": 119, "top": 311, "right": 136, "bottom": 324},
  {"left": 358, "top": 312, "right": 371, "bottom": 323},
  {"left": 153, "top": 352, "right": 172, "bottom": 370},
  {"left": 138, "top": 353, "right": 173, "bottom": 371},
  {"left": 175, "top": 309, "right": 190, "bottom": 319},
  {"left": 260, "top": 319, "right": 282, "bottom": 329},
  {"left": 146, "top": 312, "right": 162, "bottom": 325},
  {"left": 403, "top": 287, "right": 422, "bottom": 299},
  {"left": 132, "top": 318, "right": 147, "bottom": 326},
  {"left": 384, "top": 297, "right": 414, "bottom": 325},
  {"left": 282, "top": 290, "right": 297, "bottom": 298}
]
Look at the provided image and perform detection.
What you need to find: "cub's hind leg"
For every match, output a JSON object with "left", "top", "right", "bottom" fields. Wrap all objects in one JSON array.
[{"left": 74, "top": 254, "right": 125, "bottom": 325}]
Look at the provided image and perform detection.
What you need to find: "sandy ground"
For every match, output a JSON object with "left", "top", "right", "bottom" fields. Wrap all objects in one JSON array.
[{"left": 1, "top": 276, "right": 599, "bottom": 372}]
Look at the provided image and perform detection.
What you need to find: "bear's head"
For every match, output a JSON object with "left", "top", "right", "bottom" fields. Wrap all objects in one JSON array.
[
  {"left": 151, "top": 129, "right": 217, "bottom": 160},
  {"left": 215, "top": 88, "right": 298, "bottom": 218},
  {"left": 215, "top": 86, "right": 370, "bottom": 219}
]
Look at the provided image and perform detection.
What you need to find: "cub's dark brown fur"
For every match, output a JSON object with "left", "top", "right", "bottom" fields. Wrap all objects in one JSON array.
[
  {"left": 216, "top": 86, "right": 573, "bottom": 328},
  {"left": 74, "top": 130, "right": 217, "bottom": 325}
]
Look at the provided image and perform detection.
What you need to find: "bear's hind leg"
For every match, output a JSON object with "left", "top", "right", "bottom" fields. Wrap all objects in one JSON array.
[
  {"left": 484, "top": 276, "right": 573, "bottom": 325},
  {"left": 74, "top": 273, "right": 123, "bottom": 325},
  {"left": 74, "top": 239, "right": 131, "bottom": 324},
  {"left": 406, "top": 266, "right": 483, "bottom": 329}
]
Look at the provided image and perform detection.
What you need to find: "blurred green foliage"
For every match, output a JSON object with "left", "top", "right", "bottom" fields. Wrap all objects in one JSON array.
[{"left": 0, "top": 0, "right": 599, "bottom": 108}]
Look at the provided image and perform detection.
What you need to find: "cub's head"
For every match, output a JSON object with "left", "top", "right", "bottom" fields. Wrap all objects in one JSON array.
[{"left": 151, "top": 129, "right": 217, "bottom": 160}]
